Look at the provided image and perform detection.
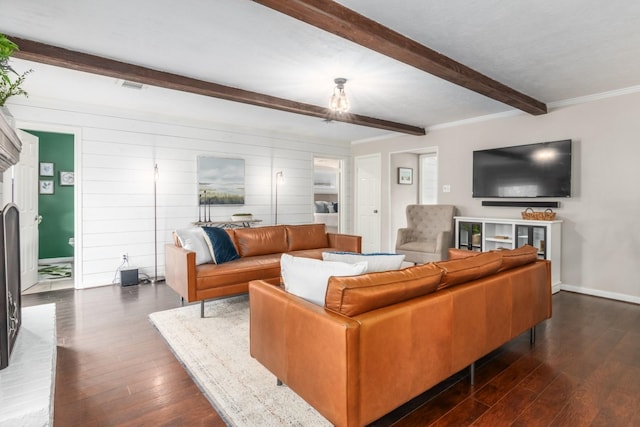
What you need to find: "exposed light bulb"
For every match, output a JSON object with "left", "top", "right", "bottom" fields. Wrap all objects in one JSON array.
[{"left": 330, "top": 78, "right": 349, "bottom": 114}]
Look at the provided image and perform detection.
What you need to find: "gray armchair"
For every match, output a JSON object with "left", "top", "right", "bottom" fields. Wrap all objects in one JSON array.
[{"left": 395, "top": 204, "right": 456, "bottom": 264}]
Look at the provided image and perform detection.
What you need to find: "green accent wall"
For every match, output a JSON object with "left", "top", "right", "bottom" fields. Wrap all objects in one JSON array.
[{"left": 28, "top": 130, "right": 74, "bottom": 259}]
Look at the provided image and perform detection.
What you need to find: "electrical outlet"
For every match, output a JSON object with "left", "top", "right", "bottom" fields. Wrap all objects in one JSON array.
[{"left": 122, "top": 254, "right": 128, "bottom": 263}]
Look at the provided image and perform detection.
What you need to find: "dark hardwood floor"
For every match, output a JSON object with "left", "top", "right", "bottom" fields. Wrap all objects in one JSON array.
[{"left": 23, "top": 284, "right": 640, "bottom": 426}]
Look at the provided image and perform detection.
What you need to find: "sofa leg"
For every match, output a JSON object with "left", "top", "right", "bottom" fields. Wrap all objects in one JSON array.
[
  {"left": 469, "top": 362, "right": 475, "bottom": 385},
  {"left": 530, "top": 326, "right": 536, "bottom": 345},
  {"left": 201, "top": 300, "right": 205, "bottom": 318},
  {"left": 276, "top": 378, "right": 283, "bottom": 386},
  {"left": 180, "top": 296, "right": 185, "bottom": 306}
]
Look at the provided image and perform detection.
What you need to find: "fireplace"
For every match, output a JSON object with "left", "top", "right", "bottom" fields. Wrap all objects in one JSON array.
[{"left": 1, "top": 203, "right": 21, "bottom": 370}]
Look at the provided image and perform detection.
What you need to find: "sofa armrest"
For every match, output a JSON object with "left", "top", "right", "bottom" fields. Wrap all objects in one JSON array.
[
  {"left": 435, "top": 230, "right": 453, "bottom": 258},
  {"left": 327, "top": 232, "right": 362, "bottom": 253},
  {"left": 164, "top": 243, "right": 197, "bottom": 302},
  {"left": 396, "top": 228, "right": 415, "bottom": 247},
  {"left": 249, "top": 280, "right": 361, "bottom": 427}
]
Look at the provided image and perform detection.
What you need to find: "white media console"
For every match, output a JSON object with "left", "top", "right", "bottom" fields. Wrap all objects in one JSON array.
[{"left": 454, "top": 216, "right": 562, "bottom": 288}]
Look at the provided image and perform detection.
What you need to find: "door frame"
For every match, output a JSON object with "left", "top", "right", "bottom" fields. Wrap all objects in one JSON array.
[
  {"left": 15, "top": 120, "right": 83, "bottom": 289},
  {"left": 312, "top": 156, "right": 345, "bottom": 233},
  {"left": 388, "top": 147, "right": 438, "bottom": 253},
  {"left": 354, "top": 153, "right": 381, "bottom": 253}
]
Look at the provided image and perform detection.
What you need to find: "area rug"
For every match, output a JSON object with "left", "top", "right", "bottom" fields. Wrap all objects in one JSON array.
[
  {"left": 149, "top": 295, "right": 330, "bottom": 426},
  {"left": 38, "top": 262, "right": 72, "bottom": 280}
]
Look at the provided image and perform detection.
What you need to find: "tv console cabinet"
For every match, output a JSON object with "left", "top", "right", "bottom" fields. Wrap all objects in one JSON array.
[{"left": 454, "top": 216, "right": 562, "bottom": 288}]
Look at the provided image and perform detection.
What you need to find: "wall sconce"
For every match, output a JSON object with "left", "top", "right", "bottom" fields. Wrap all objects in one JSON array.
[{"left": 275, "top": 171, "right": 284, "bottom": 225}]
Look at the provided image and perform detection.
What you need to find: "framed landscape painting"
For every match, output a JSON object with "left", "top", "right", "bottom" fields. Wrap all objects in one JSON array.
[{"left": 197, "top": 156, "right": 245, "bottom": 205}]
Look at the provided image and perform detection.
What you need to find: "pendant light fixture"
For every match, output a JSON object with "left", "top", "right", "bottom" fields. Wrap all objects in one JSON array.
[{"left": 330, "top": 77, "right": 349, "bottom": 114}]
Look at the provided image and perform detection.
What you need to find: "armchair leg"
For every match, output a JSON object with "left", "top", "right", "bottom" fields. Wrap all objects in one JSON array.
[
  {"left": 276, "top": 378, "right": 283, "bottom": 386},
  {"left": 200, "top": 300, "right": 205, "bottom": 318}
]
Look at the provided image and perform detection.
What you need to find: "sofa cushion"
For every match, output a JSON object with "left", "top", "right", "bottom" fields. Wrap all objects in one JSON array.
[
  {"left": 174, "top": 228, "right": 213, "bottom": 265},
  {"left": 325, "top": 263, "right": 442, "bottom": 316},
  {"left": 234, "top": 225, "right": 288, "bottom": 257},
  {"left": 448, "top": 246, "right": 538, "bottom": 272},
  {"left": 314, "top": 201, "right": 330, "bottom": 213},
  {"left": 435, "top": 251, "right": 503, "bottom": 290},
  {"left": 280, "top": 253, "right": 367, "bottom": 306},
  {"left": 286, "top": 223, "right": 329, "bottom": 251},
  {"left": 202, "top": 226, "right": 240, "bottom": 264},
  {"left": 322, "top": 252, "right": 405, "bottom": 273},
  {"left": 196, "top": 254, "right": 281, "bottom": 289},
  {"left": 496, "top": 245, "right": 538, "bottom": 272},
  {"left": 447, "top": 248, "right": 480, "bottom": 260},
  {"left": 287, "top": 248, "right": 331, "bottom": 260}
]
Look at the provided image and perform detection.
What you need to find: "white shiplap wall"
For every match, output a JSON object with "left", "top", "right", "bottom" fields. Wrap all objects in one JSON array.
[{"left": 8, "top": 100, "right": 352, "bottom": 288}]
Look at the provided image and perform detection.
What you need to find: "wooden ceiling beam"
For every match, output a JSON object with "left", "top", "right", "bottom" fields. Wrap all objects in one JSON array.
[
  {"left": 9, "top": 36, "right": 426, "bottom": 136},
  {"left": 253, "top": 0, "right": 548, "bottom": 116}
]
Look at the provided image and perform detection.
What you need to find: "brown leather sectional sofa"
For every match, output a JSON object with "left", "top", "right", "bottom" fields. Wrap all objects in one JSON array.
[
  {"left": 249, "top": 246, "right": 552, "bottom": 427},
  {"left": 164, "top": 223, "right": 361, "bottom": 316}
]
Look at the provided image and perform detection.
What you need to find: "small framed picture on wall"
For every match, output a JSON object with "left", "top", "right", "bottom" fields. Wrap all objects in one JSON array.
[
  {"left": 59, "top": 171, "right": 74, "bottom": 186},
  {"left": 40, "top": 162, "right": 54, "bottom": 176},
  {"left": 398, "top": 167, "right": 413, "bottom": 185},
  {"left": 39, "top": 180, "right": 54, "bottom": 194}
]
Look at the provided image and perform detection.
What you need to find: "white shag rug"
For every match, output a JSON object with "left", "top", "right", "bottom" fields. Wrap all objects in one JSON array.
[{"left": 149, "top": 295, "right": 331, "bottom": 426}]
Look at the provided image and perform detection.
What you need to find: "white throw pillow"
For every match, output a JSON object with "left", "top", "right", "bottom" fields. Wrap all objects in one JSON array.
[
  {"left": 281, "top": 253, "right": 367, "bottom": 306},
  {"left": 174, "top": 228, "right": 212, "bottom": 265},
  {"left": 322, "top": 252, "right": 405, "bottom": 273}
]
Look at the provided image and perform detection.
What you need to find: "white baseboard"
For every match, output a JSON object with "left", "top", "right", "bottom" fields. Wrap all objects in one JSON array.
[
  {"left": 559, "top": 283, "right": 640, "bottom": 305},
  {"left": 39, "top": 257, "right": 73, "bottom": 264}
]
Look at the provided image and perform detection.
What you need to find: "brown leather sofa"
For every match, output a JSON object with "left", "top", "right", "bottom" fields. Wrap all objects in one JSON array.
[
  {"left": 249, "top": 246, "right": 552, "bottom": 427},
  {"left": 165, "top": 223, "right": 361, "bottom": 316}
]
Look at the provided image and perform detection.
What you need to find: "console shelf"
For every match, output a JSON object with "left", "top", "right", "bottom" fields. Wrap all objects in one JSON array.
[{"left": 454, "top": 216, "right": 562, "bottom": 287}]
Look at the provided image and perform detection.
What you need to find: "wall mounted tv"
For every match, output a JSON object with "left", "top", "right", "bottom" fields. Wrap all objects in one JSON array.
[{"left": 473, "top": 139, "right": 572, "bottom": 198}]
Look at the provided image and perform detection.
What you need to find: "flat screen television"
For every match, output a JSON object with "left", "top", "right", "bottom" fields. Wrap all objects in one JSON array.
[{"left": 473, "top": 140, "right": 572, "bottom": 198}]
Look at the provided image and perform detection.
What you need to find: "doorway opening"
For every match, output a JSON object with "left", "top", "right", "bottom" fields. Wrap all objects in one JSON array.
[
  {"left": 313, "top": 157, "right": 343, "bottom": 234},
  {"left": 27, "top": 130, "right": 75, "bottom": 294},
  {"left": 389, "top": 147, "right": 438, "bottom": 251}
]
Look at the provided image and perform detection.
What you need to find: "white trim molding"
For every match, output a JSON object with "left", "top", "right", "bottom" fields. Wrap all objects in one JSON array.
[{"left": 560, "top": 283, "right": 640, "bottom": 305}]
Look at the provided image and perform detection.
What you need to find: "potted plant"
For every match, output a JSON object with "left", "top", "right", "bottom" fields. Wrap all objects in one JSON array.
[{"left": 0, "top": 34, "right": 32, "bottom": 108}]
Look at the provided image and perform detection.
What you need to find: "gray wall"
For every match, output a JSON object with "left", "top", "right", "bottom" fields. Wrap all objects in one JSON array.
[
  {"left": 353, "top": 91, "right": 640, "bottom": 303},
  {"left": 389, "top": 152, "right": 418, "bottom": 248}
]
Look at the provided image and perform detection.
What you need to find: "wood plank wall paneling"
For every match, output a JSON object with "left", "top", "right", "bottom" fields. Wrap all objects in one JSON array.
[{"left": 9, "top": 102, "right": 352, "bottom": 287}]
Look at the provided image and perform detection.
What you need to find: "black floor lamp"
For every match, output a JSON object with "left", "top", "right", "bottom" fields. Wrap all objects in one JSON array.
[
  {"left": 151, "top": 163, "right": 164, "bottom": 284},
  {"left": 275, "top": 171, "right": 284, "bottom": 225}
]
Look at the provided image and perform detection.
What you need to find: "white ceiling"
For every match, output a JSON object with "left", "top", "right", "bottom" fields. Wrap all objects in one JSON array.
[{"left": 2, "top": 0, "right": 640, "bottom": 142}]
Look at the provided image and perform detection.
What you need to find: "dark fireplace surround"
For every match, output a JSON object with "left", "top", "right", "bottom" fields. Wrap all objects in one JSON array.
[
  {"left": 1, "top": 203, "right": 21, "bottom": 370},
  {"left": 0, "top": 110, "right": 23, "bottom": 370}
]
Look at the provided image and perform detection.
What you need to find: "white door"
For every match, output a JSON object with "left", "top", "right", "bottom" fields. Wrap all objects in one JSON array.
[
  {"left": 3, "top": 130, "right": 39, "bottom": 290},
  {"left": 355, "top": 154, "right": 381, "bottom": 253}
]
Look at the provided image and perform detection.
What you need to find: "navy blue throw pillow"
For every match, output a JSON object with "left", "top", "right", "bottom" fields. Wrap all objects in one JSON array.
[{"left": 201, "top": 227, "right": 240, "bottom": 264}]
